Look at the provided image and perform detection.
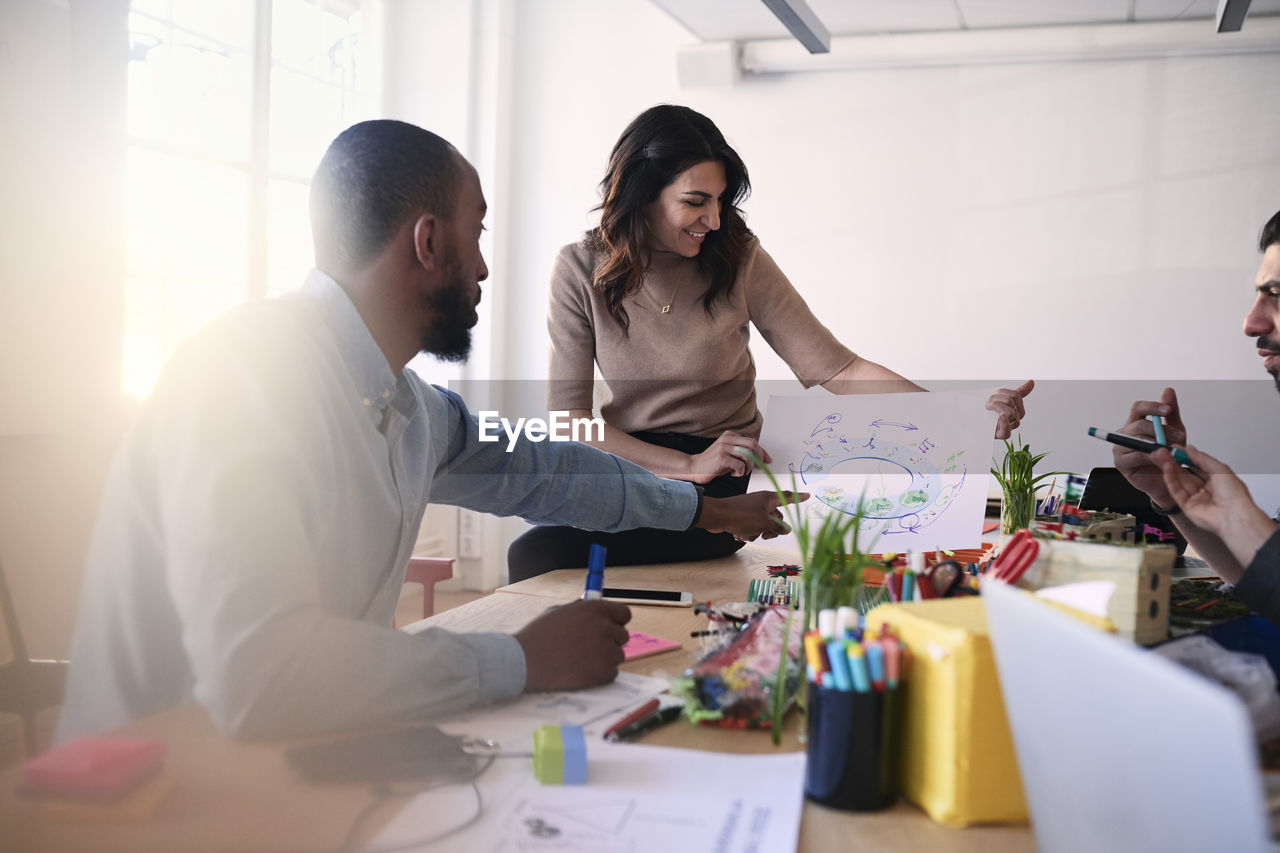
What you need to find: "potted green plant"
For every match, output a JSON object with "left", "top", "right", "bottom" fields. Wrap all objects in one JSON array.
[
  {"left": 748, "top": 454, "right": 877, "bottom": 744},
  {"left": 990, "top": 436, "right": 1066, "bottom": 535}
]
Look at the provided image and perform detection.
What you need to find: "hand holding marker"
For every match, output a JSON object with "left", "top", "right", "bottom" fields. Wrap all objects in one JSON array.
[
  {"left": 588, "top": 544, "right": 684, "bottom": 742},
  {"left": 1149, "top": 413, "right": 1167, "bottom": 446},
  {"left": 583, "top": 544, "right": 606, "bottom": 600},
  {"left": 1087, "top": 426, "right": 1192, "bottom": 467}
]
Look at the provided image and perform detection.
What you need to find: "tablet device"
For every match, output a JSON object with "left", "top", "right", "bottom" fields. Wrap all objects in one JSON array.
[{"left": 600, "top": 587, "right": 693, "bottom": 607}]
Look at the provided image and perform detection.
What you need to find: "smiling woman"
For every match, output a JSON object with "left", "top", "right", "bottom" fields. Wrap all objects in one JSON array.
[
  {"left": 641, "top": 160, "right": 725, "bottom": 259},
  {"left": 505, "top": 104, "right": 1033, "bottom": 583},
  {"left": 505, "top": 105, "right": 894, "bottom": 581}
]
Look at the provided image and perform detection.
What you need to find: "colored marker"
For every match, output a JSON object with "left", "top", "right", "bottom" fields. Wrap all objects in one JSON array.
[
  {"left": 826, "top": 640, "right": 853, "bottom": 691},
  {"left": 817, "top": 609, "right": 837, "bottom": 640},
  {"left": 882, "top": 636, "right": 901, "bottom": 689},
  {"left": 602, "top": 698, "right": 659, "bottom": 741},
  {"left": 846, "top": 644, "right": 871, "bottom": 693},
  {"left": 904, "top": 550, "right": 924, "bottom": 603},
  {"left": 605, "top": 704, "right": 682, "bottom": 742},
  {"left": 583, "top": 544, "right": 606, "bottom": 600},
  {"left": 1087, "top": 428, "right": 1192, "bottom": 466},
  {"left": 835, "top": 606, "right": 857, "bottom": 638},
  {"left": 1149, "top": 414, "right": 1167, "bottom": 446},
  {"left": 865, "top": 642, "right": 886, "bottom": 691},
  {"left": 803, "top": 631, "right": 830, "bottom": 682}
]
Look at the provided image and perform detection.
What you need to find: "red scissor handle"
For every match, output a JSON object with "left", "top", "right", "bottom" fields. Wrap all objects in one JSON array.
[{"left": 990, "top": 530, "right": 1040, "bottom": 583}]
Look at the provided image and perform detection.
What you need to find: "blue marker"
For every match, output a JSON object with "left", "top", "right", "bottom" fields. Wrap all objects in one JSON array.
[
  {"left": 846, "top": 644, "right": 872, "bottom": 693},
  {"left": 826, "top": 640, "right": 853, "bottom": 691},
  {"left": 865, "top": 643, "right": 885, "bottom": 691},
  {"left": 584, "top": 544, "right": 606, "bottom": 600},
  {"left": 1149, "top": 414, "right": 1167, "bottom": 446},
  {"left": 902, "top": 570, "right": 916, "bottom": 602}
]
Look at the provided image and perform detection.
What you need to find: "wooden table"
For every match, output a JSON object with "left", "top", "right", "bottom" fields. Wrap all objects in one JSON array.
[{"left": 1, "top": 545, "right": 1035, "bottom": 851}]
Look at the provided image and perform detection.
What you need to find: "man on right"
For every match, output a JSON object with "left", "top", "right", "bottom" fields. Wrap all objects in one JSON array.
[{"left": 1113, "top": 210, "right": 1280, "bottom": 623}]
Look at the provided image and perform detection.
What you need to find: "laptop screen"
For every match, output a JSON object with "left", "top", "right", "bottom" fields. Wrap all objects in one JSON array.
[{"left": 983, "top": 580, "right": 1270, "bottom": 853}]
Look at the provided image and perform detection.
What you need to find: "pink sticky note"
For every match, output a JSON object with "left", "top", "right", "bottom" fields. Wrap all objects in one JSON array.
[{"left": 622, "top": 631, "right": 682, "bottom": 661}]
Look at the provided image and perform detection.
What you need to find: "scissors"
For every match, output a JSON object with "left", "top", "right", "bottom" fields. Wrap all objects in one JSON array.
[
  {"left": 916, "top": 560, "right": 975, "bottom": 599},
  {"left": 988, "top": 529, "right": 1040, "bottom": 585}
]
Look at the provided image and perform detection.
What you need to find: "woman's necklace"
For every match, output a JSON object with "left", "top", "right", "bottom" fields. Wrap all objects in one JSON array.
[{"left": 655, "top": 278, "right": 681, "bottom": 314}]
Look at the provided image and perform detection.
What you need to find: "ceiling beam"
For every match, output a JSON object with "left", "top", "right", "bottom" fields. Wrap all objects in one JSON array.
[
  {"left": 1216, "top": 0, "right": 1253, "bottom": 32},
  {"left": 760, "top": 0, "right": 830, "bottom": 54}
]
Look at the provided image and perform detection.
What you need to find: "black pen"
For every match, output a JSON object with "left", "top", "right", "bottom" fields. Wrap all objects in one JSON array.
[
  {"left": 603, "top": 705, "right": 682, "bottom": 742},
  {"left": 1087, "top": 428, "right": 1192, "bottom": 466}
]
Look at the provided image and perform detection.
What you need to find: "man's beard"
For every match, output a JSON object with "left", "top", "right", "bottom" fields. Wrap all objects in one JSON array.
[
  {"left": 420, "top": 256, "right": 474, "bottom": 364},
  {"left": 1259, "top": 336, "right": 1280, "bottom": 395}
]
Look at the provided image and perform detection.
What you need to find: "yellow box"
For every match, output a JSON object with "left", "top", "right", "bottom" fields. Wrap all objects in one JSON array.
[
  {"left": 866, "top": 598, "right": 1027, "bottom": 827},
  {"left": 1012, "top": 538, "right": 1175, "bottom": 645}
]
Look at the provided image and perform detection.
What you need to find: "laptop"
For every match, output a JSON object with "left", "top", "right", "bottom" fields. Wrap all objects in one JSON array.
[
  {"left": 983, "top": 579, "right": 1272, "bottom": 852},
  {"left": 1078, "top": 466, "right": 1190, "bottom": 560}
]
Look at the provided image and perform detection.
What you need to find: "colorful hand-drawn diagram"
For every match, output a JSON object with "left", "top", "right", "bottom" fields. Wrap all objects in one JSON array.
[
  {"left": 786, "top": 412, "right": 970, "bottom": 539},
  {"left": 750, "top": 390, "right": 994, "bottom": 552}
]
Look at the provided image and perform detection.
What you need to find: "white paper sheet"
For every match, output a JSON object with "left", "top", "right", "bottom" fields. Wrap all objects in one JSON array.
[
  {"left": 749, "top": 389, "right": 997, "bottom": 554},
  {"left": 365, "top": 742, "right": 806, "bottom": 853},
  {"left": 1034, "top": 580, "right": 1116, "bottom": 618},
  {"left": 434, "top": 671, "right": 670, "bottom": 752}
]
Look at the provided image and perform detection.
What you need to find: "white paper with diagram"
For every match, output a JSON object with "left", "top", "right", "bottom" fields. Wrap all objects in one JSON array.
[
  {"left": 366, "top": 742, "right": 805, "bottom": 853},
  {"left": 748, "top": 389, "right": 997, "bottom": 554}
]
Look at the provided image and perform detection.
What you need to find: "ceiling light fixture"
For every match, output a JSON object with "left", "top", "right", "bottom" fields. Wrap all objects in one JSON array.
[
  {"left": 760, "top": 0, "right": 830, "bottom": 54},
  {"left": 1216, "top": 0, "right": 1253, "bottom": 32}
]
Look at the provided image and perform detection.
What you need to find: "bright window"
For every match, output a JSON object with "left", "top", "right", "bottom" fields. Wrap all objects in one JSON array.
[{"left": 124, "top": 0, "right": 377, "bottom": 396}]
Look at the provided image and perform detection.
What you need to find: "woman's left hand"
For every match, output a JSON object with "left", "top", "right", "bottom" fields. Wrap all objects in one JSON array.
[{"left": 987, "top": 379, "right": 1035, "bottom": 439}]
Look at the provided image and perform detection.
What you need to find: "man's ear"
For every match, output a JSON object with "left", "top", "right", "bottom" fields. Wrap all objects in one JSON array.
[{"left": 411, "top": 213, "right": 440, "bottom": 270}]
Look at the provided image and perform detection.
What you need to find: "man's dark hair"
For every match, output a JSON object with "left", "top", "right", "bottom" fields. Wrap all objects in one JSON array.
[
  {"left": 310, "top": 120, "right": 461, "bottom": 274},
  {"left": 1260, "top": 210, "right": 1280, "bottom": 253}
]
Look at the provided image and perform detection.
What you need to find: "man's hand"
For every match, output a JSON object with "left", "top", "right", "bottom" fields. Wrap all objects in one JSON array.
[
  {"left": 987, "top": 379, "right": 1035, "bottom": 439},
  {"left": 696, "top": 490, "right": 808, "bottom": 541},
  {"left": 1113, "top": 387, "right": 1188, "bottom": 508},
  {"left": 516, "top": 599, "right": 631, "bottom": 692},
  {"left": 687, "top": 430, "right": 770, "bottom": 482},
  {"left": 1154, "top": 445, "right": 1276, "bottom": 567}
]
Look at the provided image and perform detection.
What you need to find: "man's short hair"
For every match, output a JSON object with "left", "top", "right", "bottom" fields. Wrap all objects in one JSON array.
[
  {"left": 1261, "top": 210, "right": 1280, "bottom": 253},
  {"left": 310, "top": 120, "right": 461, "bottom": 274}
]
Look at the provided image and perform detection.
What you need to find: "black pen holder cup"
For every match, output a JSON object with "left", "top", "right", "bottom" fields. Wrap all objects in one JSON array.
[{"left": 804, "top": 683, "right": 900, "bottom": 811}]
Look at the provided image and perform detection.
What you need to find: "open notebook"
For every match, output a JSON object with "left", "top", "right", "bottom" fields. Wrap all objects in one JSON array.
[{"left": 984, "top": 579, "right": 1273, "bottom": 853}]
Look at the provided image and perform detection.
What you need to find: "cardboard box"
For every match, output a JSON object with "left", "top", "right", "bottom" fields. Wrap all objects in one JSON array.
[
  {"left": 1012, "top": 538, "right": 1175, "bottom": 645},
  {"left": 865, "top": 598, "right": 1027, "bottom": 827}
]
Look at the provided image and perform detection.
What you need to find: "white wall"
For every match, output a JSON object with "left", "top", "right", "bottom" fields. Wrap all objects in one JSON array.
[
  {"left": 1, "top": 0, "right": 130, "bottom": 657},
  {"left": 387, "top": 0, "right": 1280, "bottom": 579}
]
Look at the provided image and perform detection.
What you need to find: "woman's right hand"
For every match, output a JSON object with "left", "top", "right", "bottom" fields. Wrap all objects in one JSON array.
[{"left": 686, "top": 430, "right": 771, "bottom": 483}]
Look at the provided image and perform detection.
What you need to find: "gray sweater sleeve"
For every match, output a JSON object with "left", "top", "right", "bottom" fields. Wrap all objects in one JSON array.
[{"left": 1231, "top": 528, "right": 1280, "bottom": 626}]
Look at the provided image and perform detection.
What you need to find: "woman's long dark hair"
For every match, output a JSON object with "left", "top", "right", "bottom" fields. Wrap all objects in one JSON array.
[{"left": 588, "top": 105, "right": 752, "bottom": 333}]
